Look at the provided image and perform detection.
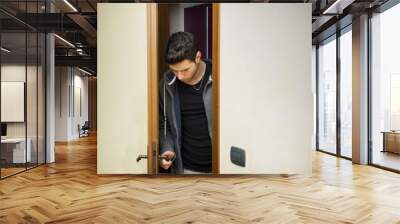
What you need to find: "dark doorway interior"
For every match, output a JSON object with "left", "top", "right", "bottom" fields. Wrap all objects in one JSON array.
[{"left": 157, "top": 3, "right": 213, "bottom": 174}]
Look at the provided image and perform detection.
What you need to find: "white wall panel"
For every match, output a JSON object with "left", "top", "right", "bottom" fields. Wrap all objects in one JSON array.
[
  {"left": 1, "top": 82, "right": 24, "bottom": 122},
  {"left": 219, "top": 3, "right": 312, "bottom": 174},
  {"left": 97, "top": 4, "right": 148, "bottom": 174}
]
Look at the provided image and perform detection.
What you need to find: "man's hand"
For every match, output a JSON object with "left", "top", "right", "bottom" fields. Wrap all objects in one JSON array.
[{"left": 160, "top": 150, "right": 175, "bottom": 170}]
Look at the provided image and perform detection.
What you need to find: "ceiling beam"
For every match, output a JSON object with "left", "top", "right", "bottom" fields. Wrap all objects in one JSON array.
[{"left": 55, "top": 55, "right": 96, "bottom": 69}]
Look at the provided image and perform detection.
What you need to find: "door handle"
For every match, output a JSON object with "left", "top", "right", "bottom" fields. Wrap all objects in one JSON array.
[
  {"left": 136, "top": 154, "right": 148, "bottom": 162},
  {"left": 136, "top": 154, "right": 174, "bottom": 162}
]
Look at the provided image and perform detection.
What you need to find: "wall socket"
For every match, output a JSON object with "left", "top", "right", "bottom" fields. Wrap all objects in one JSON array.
[{"left": 230, "top": 146, "right": 246, "bottom": 167}]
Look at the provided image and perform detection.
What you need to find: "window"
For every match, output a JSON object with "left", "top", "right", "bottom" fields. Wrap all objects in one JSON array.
[
  {"left": 340, "top": 28, "right": 352, "bottom": 158},
  {"left": 317, "top": 36, "right": 337, "bottom": 154},
  {"left": 370, "top": 3, "right": 400, "bottom": 171}
]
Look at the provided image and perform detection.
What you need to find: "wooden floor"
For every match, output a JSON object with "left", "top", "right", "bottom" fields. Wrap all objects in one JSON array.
[
  {"left": 1, "top": 163, "right": 44, "bottom": 178},
  {"left": 1, "top": 167, "right": 26, "bottom": 178},
  {"left": 372, "top": 150, "right": 400, "bottom": 171},
  {"left": 1, "top": 135, "right": 400, "bottom": 223}
]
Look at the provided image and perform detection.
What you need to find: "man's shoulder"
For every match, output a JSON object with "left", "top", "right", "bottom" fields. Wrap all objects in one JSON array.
[
  {"left": 203, "top": 59, "right": 212, "bottom": 79},
  {"left": 161, "top": 69, "right": 174, "bottom": 80},
  {"left": 203, "top": 58, "right": 212, "bottom": 65}
]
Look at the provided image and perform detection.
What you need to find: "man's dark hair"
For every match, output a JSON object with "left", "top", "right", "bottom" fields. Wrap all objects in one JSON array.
[{"left": 164, "top": 32, "right": 199, "bottom": 65}]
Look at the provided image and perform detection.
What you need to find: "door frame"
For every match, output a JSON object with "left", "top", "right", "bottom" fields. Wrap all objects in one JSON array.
[
  {"left": 211, "top": 3, "right": 220, "bottom": 174},
  {"left": 147, "top": 3, "right": 220, "bottom": 175},
  {"left": 147, "top": 3, "right": 159, "bottom": 175}
]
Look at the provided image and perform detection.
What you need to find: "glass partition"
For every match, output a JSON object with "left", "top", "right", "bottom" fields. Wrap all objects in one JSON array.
[
  {"left": 1, "top": 31, "right": 28, "bottom": 178},
  {"left": 0, "top": 1, "right": 46, "bottom": 179},
  {"left": 27, "top": 31, "right": 38, "bottom": 169}
]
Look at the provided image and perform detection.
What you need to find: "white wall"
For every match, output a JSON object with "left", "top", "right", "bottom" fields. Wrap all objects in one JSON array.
[
  {"left": 72, "top": 72, "right": 89, "bottom": 138},
  {"left": 55, "top": 67, "right": 89, "bottom": 141},
  {"left": 97, "top": 3, "right": 148, "bottom": 174},
  {"left": 219, "top": 4, "right": 312, "bottom": 175},
  {"left": 55, "top": 66, "right": 69, "bottom": 141},
  {"left": 1, "top": 65, "right": 28, "bottom": 141},
  {"left": 1, "top": 64, "right": 46, "bottom": 163},
  {"left": 1, "top": 65, "right": 39, "bottom": 138},
  {"left": 1, "top": 66, "right": 26, "bottom": 125},
  {"left": 312, "top": 45, "right": 316, "bottom": 151},
  {"left": 1, "top": 82, "right": 24, "bottom": 122}
]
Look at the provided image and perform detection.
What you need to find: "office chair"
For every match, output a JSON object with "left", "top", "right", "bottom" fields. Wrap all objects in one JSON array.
[{"left": 79, "top": 121, "right": 90, "bottom": 138}]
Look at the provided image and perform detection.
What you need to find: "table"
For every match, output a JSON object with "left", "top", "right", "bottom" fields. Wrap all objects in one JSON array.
[
  {"left": 381, "top": 131, "right": 400, "bottom": 154},
  {"left": 1, "top": 138, "right": 32, "bottom": 163}
]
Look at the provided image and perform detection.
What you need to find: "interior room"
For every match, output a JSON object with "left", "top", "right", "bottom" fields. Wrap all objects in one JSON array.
[{"left": 0, "top": 23, "right": 46, "bottom": 178}]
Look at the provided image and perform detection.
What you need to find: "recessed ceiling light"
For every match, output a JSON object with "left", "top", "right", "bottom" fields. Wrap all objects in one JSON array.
[
  {"left": 77, "top": 67, "right": 93, "bottom": 76},
  {"left": 1, "top": 47, "right": 11, "bottom": 53},
  {"left": 63, "top": 0, "right": 78, "bottom": 12},
  {"left": 54, "top": 34, "right": 75, "bottom": 48},
  {"left": 322, "top": 0, "right": 354, "bottom": 15}
]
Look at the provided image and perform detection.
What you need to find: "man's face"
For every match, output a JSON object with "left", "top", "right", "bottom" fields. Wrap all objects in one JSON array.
[{"left": 169, "top": 51, "right": 201, "bottom": 84}]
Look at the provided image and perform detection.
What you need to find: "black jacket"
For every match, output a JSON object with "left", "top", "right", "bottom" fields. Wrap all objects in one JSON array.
[{"left": 159, "top": 59, "right": 212, "bottom": 174}]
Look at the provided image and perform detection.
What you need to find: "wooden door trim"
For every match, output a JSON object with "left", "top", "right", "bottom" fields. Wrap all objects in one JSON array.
[
  {"left": 148, "top": 3, "right": 220, "bottom": 175},
  {"left": 212, "top": 3, "right": 220, "bottom": 174},
  {"left": 147, "top": 3, "right": 159, "bottom": 175}
]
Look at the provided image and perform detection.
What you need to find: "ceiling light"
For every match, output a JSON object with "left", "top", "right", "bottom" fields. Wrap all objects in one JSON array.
[
  {"left": 78, "top": 67, "right": 93, "bottom": 76},
  {"left": 54, "top": 34, "right": 75, "bottom": 48},
  {"left": 76, "top": 48, "right": 86, "bottom": 56},
  {"left": 323, "top": 0, "right": 343, "bottom": 14},
  {"left": 63, "top": 0, "right": 78, "bottom": 12},
  {"left": 1, "top": 47, "right": 11, "bottom": 53}
]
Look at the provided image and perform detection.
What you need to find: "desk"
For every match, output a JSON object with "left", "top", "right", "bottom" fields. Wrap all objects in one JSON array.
[
  {"left": 382, "top": 131, "right": 400, "bottom": 154},
  {"left": 1, "top": 138, "right": 31, "bottom": 163}
]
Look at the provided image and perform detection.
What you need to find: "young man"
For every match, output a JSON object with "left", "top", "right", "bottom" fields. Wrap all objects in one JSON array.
[{"left": 159, "top": 32, "right": 212, "bottom": 174}]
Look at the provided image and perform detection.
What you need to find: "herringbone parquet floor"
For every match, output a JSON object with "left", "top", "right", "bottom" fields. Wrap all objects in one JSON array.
[{"left": 1, "top": 134, "right": 400, "bottom": 223}]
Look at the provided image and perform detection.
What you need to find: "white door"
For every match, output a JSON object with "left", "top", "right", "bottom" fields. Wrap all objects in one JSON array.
[
  {"left": 97, "top": 4, "right": 149, "bottom": 174},
  {"left": 219, "top": 3, "right": 313, "bottom": 174}
]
